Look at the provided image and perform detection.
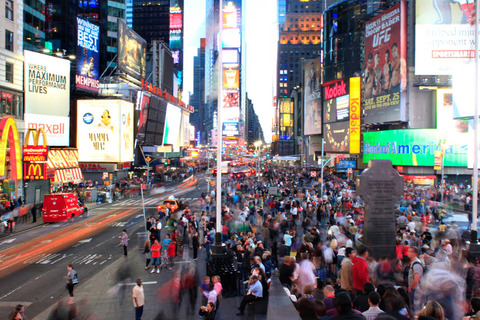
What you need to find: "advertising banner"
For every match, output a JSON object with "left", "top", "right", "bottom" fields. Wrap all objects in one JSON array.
[
  {"left": 363, "top": 129, "right": 467, "bottom": 167},
  {"left": 24, "top": 113, "right": 70, "bottom": 146},
  {"left": 304, "top": 59, "right": 322, "bottom": 135},
  {"left": 349, "top": 77, "right": 361, "bottom": 153},
  {"left": 23, "top": 128, "right": 48, "bottom": 179},
  {"left": 117, "top": 19, "right": 147, "bottom": 80},
  {"left": 223, "top": 68, "right": 239, "bottom": 89},
  {"left": 24, "top": 50, "right": 70, "bottom": 117},
  {"left": 364, "top": 2, "right": 406, "bottom": 124},
  {"left": 415, "top": 0, "right": 475, "bottom": 75},
  {"left": 163, "top": 103, "right": 182, "bottom": 146},
  {"left": 337, "top": 160, "right": 356, "bottom": 169},
  {"left": 0, "top": 117, "right": 22, "bottom": 180},
  {"left": 222, "top": 122, "right": 239, "bottom": 136},
  {"left": 324, "top": 122, "right": 350, "bottom": 152},
  {"left": 436, "top": 89, "right": 468, "bottom": 132},
  {"left": 77, "top": 100, "right": 134, "bottom": 162},
  {"left": 222, "top": 90, "right": 240, "bottom": 122},
  {"left": 76, "top": 17, "right": 99, "bottom": 93}
]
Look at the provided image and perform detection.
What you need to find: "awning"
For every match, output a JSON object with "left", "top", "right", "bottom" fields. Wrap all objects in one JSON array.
[
  {"left": 47, "top": 149, "right": 83, "bottom": 184},
  {"left": 53, "top": 168, "right": 83, "bottom": 184}
]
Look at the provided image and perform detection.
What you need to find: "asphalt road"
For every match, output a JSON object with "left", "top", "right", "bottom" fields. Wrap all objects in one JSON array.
[{"left": 0, "top": 174, "right": 208, "bottom": 319}]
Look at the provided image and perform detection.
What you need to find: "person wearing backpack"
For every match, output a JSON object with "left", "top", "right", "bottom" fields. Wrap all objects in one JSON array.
[
  {"left": 65, "top": 264, "right": 78, "bottom": 305},
  {"left": 407, "top": 246, "right": 424, "bottom": 312}
]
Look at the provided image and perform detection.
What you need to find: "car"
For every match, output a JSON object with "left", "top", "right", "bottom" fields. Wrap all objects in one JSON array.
[
  {"left": 157, "top": 199, "right": 183, "bottom": 214},
  {"left": 42, "top": 193, "right": 87, "bottom": 223}
]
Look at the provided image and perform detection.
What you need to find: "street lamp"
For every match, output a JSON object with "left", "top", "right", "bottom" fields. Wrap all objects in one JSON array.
[{"left": 254, "top": 141, "right": 262, "bottom": 175}]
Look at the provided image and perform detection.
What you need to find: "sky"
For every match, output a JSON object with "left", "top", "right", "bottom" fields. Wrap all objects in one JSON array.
[{"left": 184, "top": 0, "right": 278, "bottom": 143}]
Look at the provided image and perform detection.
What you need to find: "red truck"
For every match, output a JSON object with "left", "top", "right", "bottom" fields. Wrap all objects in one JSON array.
[{"left": 42, "top": 193, "right": 88, "bottom": 223}]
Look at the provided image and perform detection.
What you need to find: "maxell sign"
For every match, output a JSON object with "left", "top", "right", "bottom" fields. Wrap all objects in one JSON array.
[{"left": 24, "top": 113, "right": 70, "bottom": 146}]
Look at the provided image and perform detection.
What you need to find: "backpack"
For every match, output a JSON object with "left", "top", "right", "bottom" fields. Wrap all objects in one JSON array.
[{"left": 72, "top": 272, "right": 79, "bottom": 284}]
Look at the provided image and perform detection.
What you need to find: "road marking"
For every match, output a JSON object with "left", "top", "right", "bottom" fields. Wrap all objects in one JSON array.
[
  {"left": 0, "top": 301, "right": 32, "bottom": 307},
  {"left": 78, "top": 238, "right": 92, "bottom": 243},
  {"left": 36, "top": 253, "right": 61, "bottom": 264},
  {"left": 111, "top": 222, "right": 127, "bottom": 227},
  {"left": 125, "top": 281, "right": 157, "bottom": 285},
  {"left": 0, "top": 238, "right": 16, "bottom": 245}
]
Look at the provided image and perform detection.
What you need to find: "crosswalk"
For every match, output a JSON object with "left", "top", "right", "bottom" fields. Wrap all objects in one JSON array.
[{"left": 109, "top": 197, "right": 200, "bottom": 207}]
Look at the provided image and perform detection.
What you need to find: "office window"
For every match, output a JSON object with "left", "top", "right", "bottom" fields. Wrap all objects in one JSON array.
[
  {"left": 5, "top": 0, "right": 13, "bottom": 20},
  {"left": 5, "top": 30, "right": 13, "bottom": 51},
  {"left": 5, "top": 62, "right": 13, "bottom": 83}
]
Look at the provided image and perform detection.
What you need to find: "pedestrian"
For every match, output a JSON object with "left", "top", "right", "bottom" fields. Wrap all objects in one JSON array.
[
  {"left": 143, "top": 239, "right": 151, "bottom": 270},
  {"left": 236, "top": 275, "right": 263, "bottom": 316},
  {"left": 132, "top": 279, "right": 145, "bottom": 320},
  {"left": 167, "top": 238, "right": 176, "bottom": 270},
  {"left": 150, "top": 239, "right": 161, "bottom": 273},
  {"left": 192, "top": 231, "right": 200, "bottom": 260},
  {"left": 9, "top": 304, "right": 27, "bottom": 320},
  {"left": 31, "top": 205, "right": 37, "bottom": 223},
  {"left": 65, "top": 263, "right": 78, "bottom": 305},
  {"left": 120, "top": 229, "right": 129, "bottom": 256}
]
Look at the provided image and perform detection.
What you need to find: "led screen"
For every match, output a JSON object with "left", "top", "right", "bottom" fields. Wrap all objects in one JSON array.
[
  {"left": 163, "top": 103, "right": 182, "bottom": 146},
  {"left": 76, "top": 17, "right": 100, "bottom": 93},
  {"left": 222, "top": 28, "right": 241, "bottom": 48},
  {"left": 117, "top": 20, "right": 147, "bottom": 80}
]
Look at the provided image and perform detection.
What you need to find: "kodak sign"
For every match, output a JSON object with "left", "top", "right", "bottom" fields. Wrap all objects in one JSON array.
[
  {"left": 23, "top": 128, "right": 48, "bottom": 180},
  {"left": 0, "top": 117, "right": 22, "bottom": 180},
  {"left": 323, "top": 79, "right": 348, "bottom": 100},
  {"left": 349, "top": 77, "right": 361, "bottom": 154}
]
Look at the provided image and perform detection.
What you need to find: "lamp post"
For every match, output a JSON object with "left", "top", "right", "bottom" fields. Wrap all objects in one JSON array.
[
  {"left": 320, "top": 138, "right": 325, "bottom": 198},
  {"left": 254, "top": 141, "right": 262, "bottom": 175}
]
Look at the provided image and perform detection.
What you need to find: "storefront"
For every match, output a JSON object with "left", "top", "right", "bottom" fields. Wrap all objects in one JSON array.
[{"left": 46, "top": 149, "right": 83, "bottom": 192}]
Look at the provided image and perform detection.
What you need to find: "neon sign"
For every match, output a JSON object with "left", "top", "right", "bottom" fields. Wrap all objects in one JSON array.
[{"left": 0, "top": 117, "right": 22, "bottom": 180}]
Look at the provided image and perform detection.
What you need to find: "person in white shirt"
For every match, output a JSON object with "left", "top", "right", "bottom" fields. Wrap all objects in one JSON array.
[
  {"left": 237, "top": 275, "right": 263, "bottom": 315},
  {"left": 132, "top": 279, "right": 145, "bottom": 320},
  {"left": 362, "top": 292, "right": 385, "bottom": 320}
]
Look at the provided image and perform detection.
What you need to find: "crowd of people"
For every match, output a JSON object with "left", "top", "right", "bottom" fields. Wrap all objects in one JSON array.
[
  {"left": 138, "top": 163, "right": 480, "bottom": 320},
  {"left": 10, "top": 162, "right": 476, "bottom": 320}
]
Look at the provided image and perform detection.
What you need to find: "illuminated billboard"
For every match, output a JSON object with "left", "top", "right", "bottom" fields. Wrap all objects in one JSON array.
[
  {"left": 349, "top": 77, "right": 361, "bottom": 154},
  {"left": 223, "top": 68, "right": 239, "bottom": 89},
  {"left": 223, "top": 49, "right": 239, "bottom": 64},
  {"left": 223, "top": 2, "right": 237, "bottom": 29},
  {"left": 76, "top": 17, "right": 99, "bottom": 93},
  {"left": 77, "top": 100, "right": 134, "bottom": 162},
  {"left": 363, "top": 129, "right": 467, "bottom": 167},
  {"left": 415, "top": 0, "right": 475, "bottom": 75},
  {"left": 223, "top": 122, "right": 239, "bottom": 136},
  {"left": 364, "top": 2, "right": 407, "bottom": 124},
  {"left": 24, "top": 113, "right": 70, "bottom": 146},
  {"left": 163, "top": 103, "right": 182, "bottom": 146},
  {"left": 222, "top": 28, "right": 241, "bottom": 48},
  {"left": 436, "top": 89, "right": 467, "bottom": 133},
  {"left": 24, "top": 50, "right": 70, "bottom": 117},
  {"left": 117, "top": 19, "right": 147, "bottom": 80},
  {"left": 222, "top": 91, "right": 240, "bottom": 122},
  {"left": 324, "top": 122, "right": 349, "bottom": 153},
  {"left": 304, "top": 59, "right": 322, "bottom": 135}
]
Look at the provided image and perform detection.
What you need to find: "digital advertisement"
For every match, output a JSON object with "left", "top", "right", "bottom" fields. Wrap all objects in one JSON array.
[
  {"left": 415, "top": 0, "right": 475, "bottom": 75},
  {"left": 117, "top": 20, "right": 147, "bottom": 80},
  {"left": 24, "top": 50, "right": 70, "bottom": 117},
  {"left": 76, "top": 17, "right": 99, "bottom": 93},
  {"left": 324, "top": 122, "right": 350, "bottom": 153},
  {"left": 163, "top": 103, "right": 182, "bottom": 146},
  {"left": 222, "top": 91, "right": 240, "bottom": 122},
  {"left": 364, "top": 2, "right": 406, "bottom": 124},
  {"left": 223, "top": 122, "right": 239, "bottom": 136},
  {"left": 77, "top": 100, "right": 134, "bottom": 163},
  {"left": 304, "top": 58, "right": 322, "bottom": 135},
  {"left": 363, "top": 129, "right": 467, "bottom": 167}
]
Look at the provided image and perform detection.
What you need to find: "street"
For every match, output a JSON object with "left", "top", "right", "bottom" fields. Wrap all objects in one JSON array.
[{"left": 0, "top": 175, "right": 206, "bottom": 319}]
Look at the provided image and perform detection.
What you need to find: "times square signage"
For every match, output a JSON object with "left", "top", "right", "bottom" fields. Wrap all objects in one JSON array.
[{"left": 323, "top": 79, "right": 349, "bottom": 100}]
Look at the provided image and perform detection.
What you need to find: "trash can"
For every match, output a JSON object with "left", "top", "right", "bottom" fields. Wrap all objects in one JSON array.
[{"left": 137, "top": 232, "right": 148, "bottom": 250}]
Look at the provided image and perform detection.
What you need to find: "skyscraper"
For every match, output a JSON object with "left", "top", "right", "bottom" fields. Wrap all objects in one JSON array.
[
  {"left": 190, "top": 38, "right": 206, "bottom": 145},
  {"left": 274, "top": 0, "right": 323, "bottom": 156},
  {"left": 131, "top": 0, "right": 184, "bottom": 96}
]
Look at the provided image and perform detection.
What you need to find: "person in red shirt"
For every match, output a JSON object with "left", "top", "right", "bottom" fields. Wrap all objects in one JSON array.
[
  {"left": 167, "top": 241, "right": 176, "bottom": 270},
  {"left": 150, "top": 240, "right": 162, "bottom": 274},
  {"left": 352, "top": 246, "right": 370, "bottom": 294}
]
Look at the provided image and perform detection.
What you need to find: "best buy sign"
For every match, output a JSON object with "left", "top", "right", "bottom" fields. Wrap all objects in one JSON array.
[{"left": 363, "top": 129, "right": 468, "bottom": 167}]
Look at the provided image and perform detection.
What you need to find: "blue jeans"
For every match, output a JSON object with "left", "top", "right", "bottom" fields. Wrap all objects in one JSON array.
[{"left": 135, "top": 306, "right": 143, "bottom": 320}]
